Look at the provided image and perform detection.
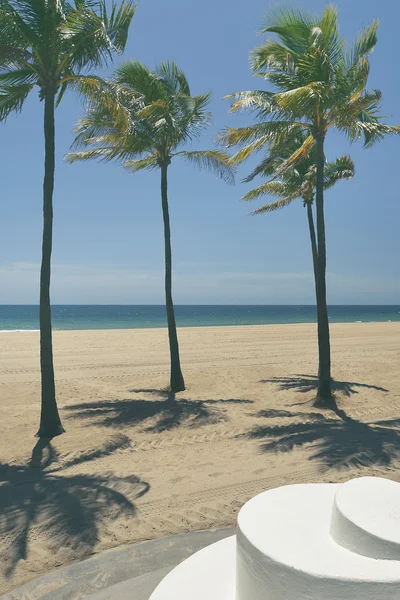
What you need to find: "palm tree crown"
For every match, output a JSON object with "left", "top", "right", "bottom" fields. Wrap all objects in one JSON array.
[
  {"left": 242, "top": 130, "right": 355, "bottom": 215},
  {"left": 222, "top": 5, "right": 398, "bottom": 166},
  {"left": 68, "top": 59, "right": 233, "bottom": 180},
  {"left": 0, "top": 0, "right": 135, "bottom": 116}
]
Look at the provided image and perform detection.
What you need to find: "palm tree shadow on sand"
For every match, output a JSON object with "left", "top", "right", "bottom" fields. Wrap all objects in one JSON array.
[
  {"left": 246, "top": 407, "right": 400, "bottom": 470},
  {"left": 247, "top": 374, "right": 399, "bottom": 469},
  {"left": 259, "top": 374, "right": 389, "bottom": 398},
  {"left": 65, "top": 390, "right": 253, "bottom": 433},
  {"left": 0, "top": 436, "right": 149, "bottom": 580}
]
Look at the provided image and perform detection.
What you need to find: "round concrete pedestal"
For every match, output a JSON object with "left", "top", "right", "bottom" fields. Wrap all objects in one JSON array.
[
  {"left": 331, "top": 477, "right": 400, "bottom": 560},
  {"left": 149, "top": 477, "right": 400, "bottom": 600}
]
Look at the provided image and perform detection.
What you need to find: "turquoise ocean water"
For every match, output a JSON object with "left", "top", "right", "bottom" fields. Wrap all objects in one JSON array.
[{"left": 0, "top": 305, "right": 399, "bottom": 331}]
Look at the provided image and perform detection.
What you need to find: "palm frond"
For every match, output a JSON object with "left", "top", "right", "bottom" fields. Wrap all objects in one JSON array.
[
  {"left": 155, "top": 61, "right": 191, "bottom": 95},
  {"left": 114, "top": 59, "right": 167, "bottom": 103},
  {"left": 250, "top": 194, "right": 299, "bottom": 215},
  {"left": 65, "top": 147, "right": 117, "bottom": 163},
  {"left": 55, "top": 80, "right": 68, "bottom": 107},
  {"left": 348, "top": 19, "right": 378, "bottom": 66},
  {"left": 0, "top": 43, "right": 33, "bottom": 70},
  {"left": 338, "top": 119, "right": 400, "bottom": 148},
  {"left": 324, "top": 155, "right": 355, "bottom": 189},
  {"left": 0, "top": 0, "right": 38, "bottom": 48},
  {"left": 228, "top": 136, "right": 274, "bottom": 164},
  {"left": 56, "top": 0, "right": 134, "bottom": 75},
  {"left": 242, "top": 155, "right": 278, "bottom": 183},
  {"left": 0, "top": 82, "right": 34, "bottom": 120},
  {"left": 61, "top": 6, "right": 114, "bottom": 69},
  {"left": 222, "top": 121, "right": 310, "bottom": 166},
  {"left": 68, "top": 74, "right": 131, "bottom": 133},
  {"left": 0, "top": 67, "right": 36, "bottom": 86},
  {"left": 74, "top": 1, "right": 101, "bottom": 10},
  {"left": 123, "top": 154, "right": 159, "bottom": 173},
  {"left": 175, "top": 150, "right": 235, "bottom": 184},
  {"left": 177, "top": 92, "right": 212, "bottom": 140},
  {"left": 220, "top": 121, "right": 299, "bottom": 148},
  {"left": 275, "top": 82, "right": 329, "bottom": 114},
  {"left": 272, "top": 135, "right": 314, "bottom": 178},
  {"left": 260, "top": 6, "right": 314, "bottom": 56},
  {"left": 250, "top": 40, "right": 293, "bottom": 74},
  {"left": 317, "top": 4, "right": 343, "bottom": 67},
  {"left": 135, "top": 98, "right": 168, "bottom": 121},
  {"left": 225, "top": 89, "right": 278, "bottom": 115},
  {"left": 242, "top": 181, "right": 289, "bottom": 201},
  {"left": 100, "top": 0, "right": 136, "bottom": 53}
]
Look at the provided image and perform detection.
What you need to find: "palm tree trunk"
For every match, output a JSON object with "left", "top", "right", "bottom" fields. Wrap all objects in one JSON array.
[
  {"left": 306, "top": 200, "right": 319, "bottom": 306},
  {"left": 36, "top": 90, "right": 64, "bottom": 438},
  {"left": 160, "top": 163, "right": 185, "bottom": 393},
  {"left": 314, "top": 133, "right": 333, "bottom": 405}
]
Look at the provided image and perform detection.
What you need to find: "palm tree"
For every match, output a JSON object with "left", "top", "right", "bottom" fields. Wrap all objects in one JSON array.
[
  {"left": 222, "top": 6, "right": 399, "bottom": 406},
  {"left": 240, "top": 129, "right": 354, "bottom": 311},
  {"left": 67, "top": 60, "right": 234, "bottom": 393},
  {"left": 0, "top": 0, "right": 135, "bottom": 437}
]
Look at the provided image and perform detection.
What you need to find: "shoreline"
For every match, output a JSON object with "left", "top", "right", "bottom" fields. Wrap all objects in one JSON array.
[
  {"left": 1, "top": 306, "right": 399, "bottom": 333},
  {"left": 1, "top": 319, "right": 400, "bottom": 333}
]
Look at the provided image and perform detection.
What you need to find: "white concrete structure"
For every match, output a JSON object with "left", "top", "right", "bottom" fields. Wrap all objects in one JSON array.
[
  {"left": 330, "top": 477, "right": 400, "bottom": 560},
  {"left": 149, "top": 477, "right": 400, "bottom": 600}
]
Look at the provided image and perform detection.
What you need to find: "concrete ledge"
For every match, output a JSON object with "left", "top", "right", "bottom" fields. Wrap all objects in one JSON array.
[
  {"left": 86, "top": 567, "right": 172, "bottom": 600},
  {"left": 1, "top": 528, "right": 235, "bottom": 600}
]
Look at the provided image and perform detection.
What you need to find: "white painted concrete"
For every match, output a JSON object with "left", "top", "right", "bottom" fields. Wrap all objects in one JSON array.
[
  {"left": 149, "top": 536, "right": 235, "bottom": 600},
  {"left": 237, "top": 481, "right": 400, "bottom": 600},
  {"left": 331, "top": 477, "right": 400, "bottom": 560},
  {"left": 149, "top": 477, "right": 400, "bottom": 600}
]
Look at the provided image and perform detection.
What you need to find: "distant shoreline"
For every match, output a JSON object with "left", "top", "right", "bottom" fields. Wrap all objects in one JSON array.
[
  {"left": 0, "top": 304, "right": 399, "bottom": 331},
  {"left": 1, "top": 321, "right": 400, "bottom": 334}
]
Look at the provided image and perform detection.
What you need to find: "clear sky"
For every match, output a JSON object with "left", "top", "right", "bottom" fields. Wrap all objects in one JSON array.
[{"left": 1, "top": 0, "right": 399, "bottom": 305}]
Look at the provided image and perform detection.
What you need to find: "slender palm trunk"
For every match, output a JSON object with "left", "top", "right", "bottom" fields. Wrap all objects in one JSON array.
[
  {"left": 306, "top": 200, "right": 319, "bottom": 306},
  {"left": 160, "top": 163, "right": 185, "bottom": 393},
  {"left": 36, "top": 90, "right": 64, "bottom": 437},
  {"left": 314, "top": 134, "right": 333, "bottom": 404}
]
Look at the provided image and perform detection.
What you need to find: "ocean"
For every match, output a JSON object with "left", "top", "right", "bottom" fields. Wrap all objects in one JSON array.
[{"left": 0, "top": 305, "right": 399, "bottom": 331}]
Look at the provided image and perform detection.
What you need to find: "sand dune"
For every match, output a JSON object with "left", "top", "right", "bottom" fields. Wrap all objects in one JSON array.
[{"left": 0, "top": 322, "right": 399, "bottom": 593}]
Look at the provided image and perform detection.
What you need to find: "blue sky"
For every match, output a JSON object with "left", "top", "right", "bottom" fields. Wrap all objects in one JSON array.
[{"left": 1, "top": 0, "right": 399, "bottom": 304}]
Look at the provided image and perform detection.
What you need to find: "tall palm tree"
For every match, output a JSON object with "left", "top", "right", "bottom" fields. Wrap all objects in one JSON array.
[
  {"left": 0, "top": 0, "right": 135, "bottom": 437},
  {"left": 240, "top": 129, "right": 354, "bottom": 315},
  {"left": 67, "top": 60, "right": 234, "bottom": 393},
  {"left": 222, "top": 6, "right": 399, "bottom": 406}
]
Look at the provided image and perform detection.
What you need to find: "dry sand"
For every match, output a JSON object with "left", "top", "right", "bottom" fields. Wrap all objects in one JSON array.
[{"left": 1, "top": 322, "right": 400, "bottom": 593}]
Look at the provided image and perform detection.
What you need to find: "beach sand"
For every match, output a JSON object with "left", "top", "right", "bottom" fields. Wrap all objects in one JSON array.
[{"left": 1, "top": 322, "right": 400, "bottom": 593}]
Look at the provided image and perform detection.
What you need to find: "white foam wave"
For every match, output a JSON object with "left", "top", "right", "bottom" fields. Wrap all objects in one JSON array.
[{"left": 0, "top": 329, "right": 39, "bottom": 332}]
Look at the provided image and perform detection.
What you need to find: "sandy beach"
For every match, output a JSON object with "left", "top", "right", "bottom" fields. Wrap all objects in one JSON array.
[{"left": 1, "top": 322, "right": 400, "bottom": 593}]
